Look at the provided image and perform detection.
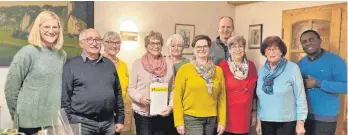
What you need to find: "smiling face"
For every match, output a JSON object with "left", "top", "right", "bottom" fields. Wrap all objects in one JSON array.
[
  {"left": 146, "top": 37, "right": 162, "bottom": 56},
  {"left": 170, "top": 40, "right": 184, "bottom": 57},
  {"left": 79, "top": 29, "right": 101, "bottom": 55},
  {"left": 218, "top": 17, "right": 234, "bottom": 40},
  {"left": 300, "top": 32, "right": 322, "bottom": 56},
  {"left": 229, "top": 42, "right": 245, "bottom": 61},
  {"left": 104, "top": 38, "right": 121, "bottom": 56},
  {"left": 40, "top": 19, "right": 60, "bottom": 46},
  {"left": 265, "top": 44, "right": 283, "bottom": 64},
  {"left": 193, "top": 39, "right": 210, "bottom": 59}
]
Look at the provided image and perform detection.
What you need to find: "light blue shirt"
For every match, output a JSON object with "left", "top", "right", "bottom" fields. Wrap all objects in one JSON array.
[{"left": 256, "top": 61, "right": 307, "bottom": 122}]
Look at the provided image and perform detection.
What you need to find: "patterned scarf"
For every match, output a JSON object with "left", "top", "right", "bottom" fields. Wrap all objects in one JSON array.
[
  {"left": 141, "top": 52, "right": 167, "bottom": 77},
  {"left": 262, "top": 57, "right": 287, "bottom": 95},
  {"left": 227, "top": 56, "right": 249, "bottom": 80},
  {"left": 191, "top": 57, "right": 215, "bottom": 94}
]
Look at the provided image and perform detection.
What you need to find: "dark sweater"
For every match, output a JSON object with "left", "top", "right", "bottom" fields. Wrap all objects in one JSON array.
[{"left": 61, "top": 55, "right": 124, "bottom": 124}]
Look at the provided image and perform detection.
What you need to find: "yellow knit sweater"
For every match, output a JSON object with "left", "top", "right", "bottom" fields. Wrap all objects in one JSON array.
[
  {"left": 115, "top": 59, "right": 129, "bottom": 103},
  {"left": 173, "top": 63, "right": 226, "bottom": 127}
]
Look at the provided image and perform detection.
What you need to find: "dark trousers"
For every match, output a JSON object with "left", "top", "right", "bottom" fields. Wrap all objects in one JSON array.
[
  {"left": 163, "top": 113, "right": 180, "bottom": 135},
  {"left": 222, "top": 132, "right": 248, "bottom": 135},
  {"left": 70, "top": 114, "right": 115, "bottom": 135},
  {"left": 19, "top": 127, "right": 41, "bottom": 135},
  {"left": 261, "top": 121, "right": 296, "bottom": 135},
  {"left": 134, "top": 112, "right": 167, "bottom": 135},
  {"left": 305, "top": 119, "right": 337, "bottom": 135}
]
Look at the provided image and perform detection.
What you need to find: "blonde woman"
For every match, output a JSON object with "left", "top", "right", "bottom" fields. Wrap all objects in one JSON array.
[
  {"left": 5, "top": 11, "right": 66, "bottom": 135},
  {"left": 173, "top": 35, "right": 226, "bottom": 135},
  {"left": 128, "top": 31, "right": 174, "bottom": 135},
  {"left": 102, "top": 31, "right": 129, "bottom": 103}
]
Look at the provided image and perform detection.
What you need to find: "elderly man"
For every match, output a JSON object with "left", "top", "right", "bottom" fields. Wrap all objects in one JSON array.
[
  {"left": 210, "top": 16, "right": 235, "bottom": 65},
  {"left": 297, "top": 30, "right": 347, "bottom": 135},
  {"left": 61, "top": 28, "right": 125, "bottom": 135}
]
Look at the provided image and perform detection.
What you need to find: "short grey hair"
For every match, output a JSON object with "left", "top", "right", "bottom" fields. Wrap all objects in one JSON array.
[
  {"left": 227, "top": 36, "right": 246, "bottom": 50},
  {"left": 166, "top": 34, "right": 184, "bottom": 47},
  {"left": 103, "top": 31, "right": 121, "bottom": 42},
  {"left": 78, "top": 28, "right": 100, "bottom": 41}
]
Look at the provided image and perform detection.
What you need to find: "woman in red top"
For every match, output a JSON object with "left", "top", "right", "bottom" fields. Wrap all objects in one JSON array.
[{"left": 219, "top": 36, "right": 258, "bottom": 135}]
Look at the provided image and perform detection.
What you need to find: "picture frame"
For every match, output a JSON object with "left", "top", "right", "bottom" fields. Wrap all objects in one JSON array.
[
  {"left": 174, "top": 23, "right": 195, "bottom": 55},
  {"left": 248, "top": 24, "right": 263, "bottom": 49},
  {"left": 0, "top": 1, "right": 94, "bottom": 66}
]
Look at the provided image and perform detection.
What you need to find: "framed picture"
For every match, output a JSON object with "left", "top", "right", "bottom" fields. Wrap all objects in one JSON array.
[
  {"left": 248, "top": 24, "right": 263, "bottom": 49},
  {"left": 0, "top": 1, "right": 94, "bottom": 66},
  {"left": 175, "top": 23, "right": 195, "bottom": 55}
]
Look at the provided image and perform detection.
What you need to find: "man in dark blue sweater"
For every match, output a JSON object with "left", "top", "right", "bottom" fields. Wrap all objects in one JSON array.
[
  {"left": 61, "top": 28, "right": 125, "bottom": 135},
  {"left": 298, "top": 30, "right": 347, "bottom": 135}
]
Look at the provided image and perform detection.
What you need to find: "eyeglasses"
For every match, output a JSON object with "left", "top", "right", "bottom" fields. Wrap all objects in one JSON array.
[
  {"left": 83, "top": 38, "right": 102, "bottom": 45},
  {"left": 148, "top": 42, "right": 162, "bottom": 47},
  {"left": 195, "top": 45, "right": 209, "bottom": 50},
  {"left": 265, "top": 47, "right": 280, "bottom": 53},
  {"left": 41, "top": 25, "right": 60, "bottom": 33},
  {"left": 230, "top": 45, "right": 244, "bottom": 50},
  {"left": 104, "top": 40, "right": 121, "bottom": 47},
  {"left": 300, "top": 38, "right": 317, "bottom": 45}
]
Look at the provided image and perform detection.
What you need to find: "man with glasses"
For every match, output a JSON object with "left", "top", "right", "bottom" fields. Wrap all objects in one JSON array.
[
  {"left": 61, "top": 28, "right": 125, "bottom": 135},
  {"left": 297, "top": 30, "right": 347, "bottom": 135}
]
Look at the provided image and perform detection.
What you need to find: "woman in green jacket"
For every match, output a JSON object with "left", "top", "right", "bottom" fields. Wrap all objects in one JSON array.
[{"left": 5, "top": 11, "right": 66, "bottom": 135}]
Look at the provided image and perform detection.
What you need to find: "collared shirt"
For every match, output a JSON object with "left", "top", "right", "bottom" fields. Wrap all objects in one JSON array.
[
  {"left": 61, "top": 54, "right": 125, "bottom": 124},
  {"left": 81, "top": 51, "right": 104, "bottom": 63},
  {"left": 307, "top": 48, "right": 325, "bottom": 61}
]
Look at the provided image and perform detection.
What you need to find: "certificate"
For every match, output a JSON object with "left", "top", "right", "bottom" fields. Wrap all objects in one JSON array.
[{"left": 149, "top": 83, "right": 168, "bottom": 115}]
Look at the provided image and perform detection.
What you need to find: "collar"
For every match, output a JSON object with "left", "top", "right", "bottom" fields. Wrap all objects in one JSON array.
[
  {"left": 81, "top": 51, "right": 104, "bottom": 63},
  {"left": 307, "top": 48, "right": 325, "bottom": 61}
]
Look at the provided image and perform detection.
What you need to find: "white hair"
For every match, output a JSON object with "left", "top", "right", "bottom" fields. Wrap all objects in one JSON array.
[{"left": 166, "top": 34, "right": 184, "bottom": 47}]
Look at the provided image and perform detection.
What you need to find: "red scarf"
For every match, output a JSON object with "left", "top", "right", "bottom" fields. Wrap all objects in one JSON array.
[{"left": 141, "top": 53, "right": 167, "bottom": 77}]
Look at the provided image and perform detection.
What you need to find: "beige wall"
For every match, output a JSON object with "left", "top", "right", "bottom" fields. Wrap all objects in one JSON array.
[
  {"left": 0, "top": 1, "right": 235, "bottom": 129},
  {"left": 94, "top": 1, "right": 235, "bottom": 70},
  {"left": 235, "top": 1, "right": 344, "bottom": 69}
]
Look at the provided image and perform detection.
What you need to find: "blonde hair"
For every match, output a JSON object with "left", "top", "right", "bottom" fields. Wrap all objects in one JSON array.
[
  {"left": 28, "top": 11, "right": 64, "bottom": 50},
  {"left": 166, "top": 34, "right": 184, "bottom": 47},
  {"left": 144, "top": 30, "right": 163, "bottom": 47}
]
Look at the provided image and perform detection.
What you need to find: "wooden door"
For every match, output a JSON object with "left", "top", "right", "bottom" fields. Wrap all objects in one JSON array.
[{"left": 283, "top": 3, "right": 347, "bottom": 135}]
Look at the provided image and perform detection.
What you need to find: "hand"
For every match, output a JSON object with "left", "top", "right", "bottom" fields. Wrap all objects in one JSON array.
[
  {"left": 304, "top": 75, "right": 320, "bottom": 89},
  {"left": 217, "top": 125, "right": 225, "bottom": 135},
  {"left": 176, "top": 126, "right": 185, "bottom": 135},
  {"left": 256, "top": 120, "right": 262, "bottom": 135},
  {"left": 160, "top": 106, "right": 172, "bottom": 117},
  {"left": 140, "top": 97, "right": 151, "bottom": 106},
  {"left": 115, "top": 123, "right": 124, "bottom": 133},
  {"left": 296, "top": 121, "right": 305, "bottom": 135},
  {"left": 251, "top": 111, "right": 257, "bottom": 126}
]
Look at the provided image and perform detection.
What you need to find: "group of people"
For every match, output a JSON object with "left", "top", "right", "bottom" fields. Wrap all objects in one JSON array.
[{"left": 4, "top": 10, "right": 347, "bottom": 135}]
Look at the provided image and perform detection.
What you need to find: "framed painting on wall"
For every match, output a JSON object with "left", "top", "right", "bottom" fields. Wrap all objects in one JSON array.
[
  {"left": 175, "top": 23, "right": 195, "bottom": 55},
  {"left": 248, "top": 24, "right": 263, "bottom": 49},
  {"left": 0, "top": 1, "right": 94, "bottom": 66}
]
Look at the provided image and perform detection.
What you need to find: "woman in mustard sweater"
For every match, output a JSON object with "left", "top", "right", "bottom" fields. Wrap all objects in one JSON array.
[
  {"left": 102, "top": 31, "right": 129, "bottom": 103},
  {"left": 173, "top": 35, "right": 226, "bottom": 135}
]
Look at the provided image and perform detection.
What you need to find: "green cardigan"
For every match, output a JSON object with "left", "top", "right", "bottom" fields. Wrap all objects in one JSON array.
[{"left": 5, "top": 45, "right": 66, "bottom": 128}]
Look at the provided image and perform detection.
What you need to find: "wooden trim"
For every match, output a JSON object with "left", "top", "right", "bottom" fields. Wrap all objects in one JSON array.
[
  {"left": 290, "top": 49, "right": 305, "bottom": 53},
  {"left": 283, "top": 2, "right": 347, "bottom": 14},
  {"left": 329, "top": 8, "right": 342, "bottom": 54},
  {"left": 227, "top": 1, "right": 261, "bottom": 6},
  {"left": 282, "top": 11, "right": 292, "bottom": 60}
]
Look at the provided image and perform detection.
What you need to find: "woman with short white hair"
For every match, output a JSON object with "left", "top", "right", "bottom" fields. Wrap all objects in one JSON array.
[{"left": 166, "top": 34, "right": 189, "bottom": 75}]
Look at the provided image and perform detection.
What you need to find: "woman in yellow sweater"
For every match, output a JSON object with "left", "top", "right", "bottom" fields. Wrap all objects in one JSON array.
[
  {"left": 102, "top": 31, "right": 129, "bottom": 103},
  {"left": 173, "top": 35, "right": 226, "bottom": 135}
]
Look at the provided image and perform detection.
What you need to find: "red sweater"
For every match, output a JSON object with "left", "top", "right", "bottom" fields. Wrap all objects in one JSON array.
[{"left": 219, "top": 60, "right": 258, "bottom": 133}]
